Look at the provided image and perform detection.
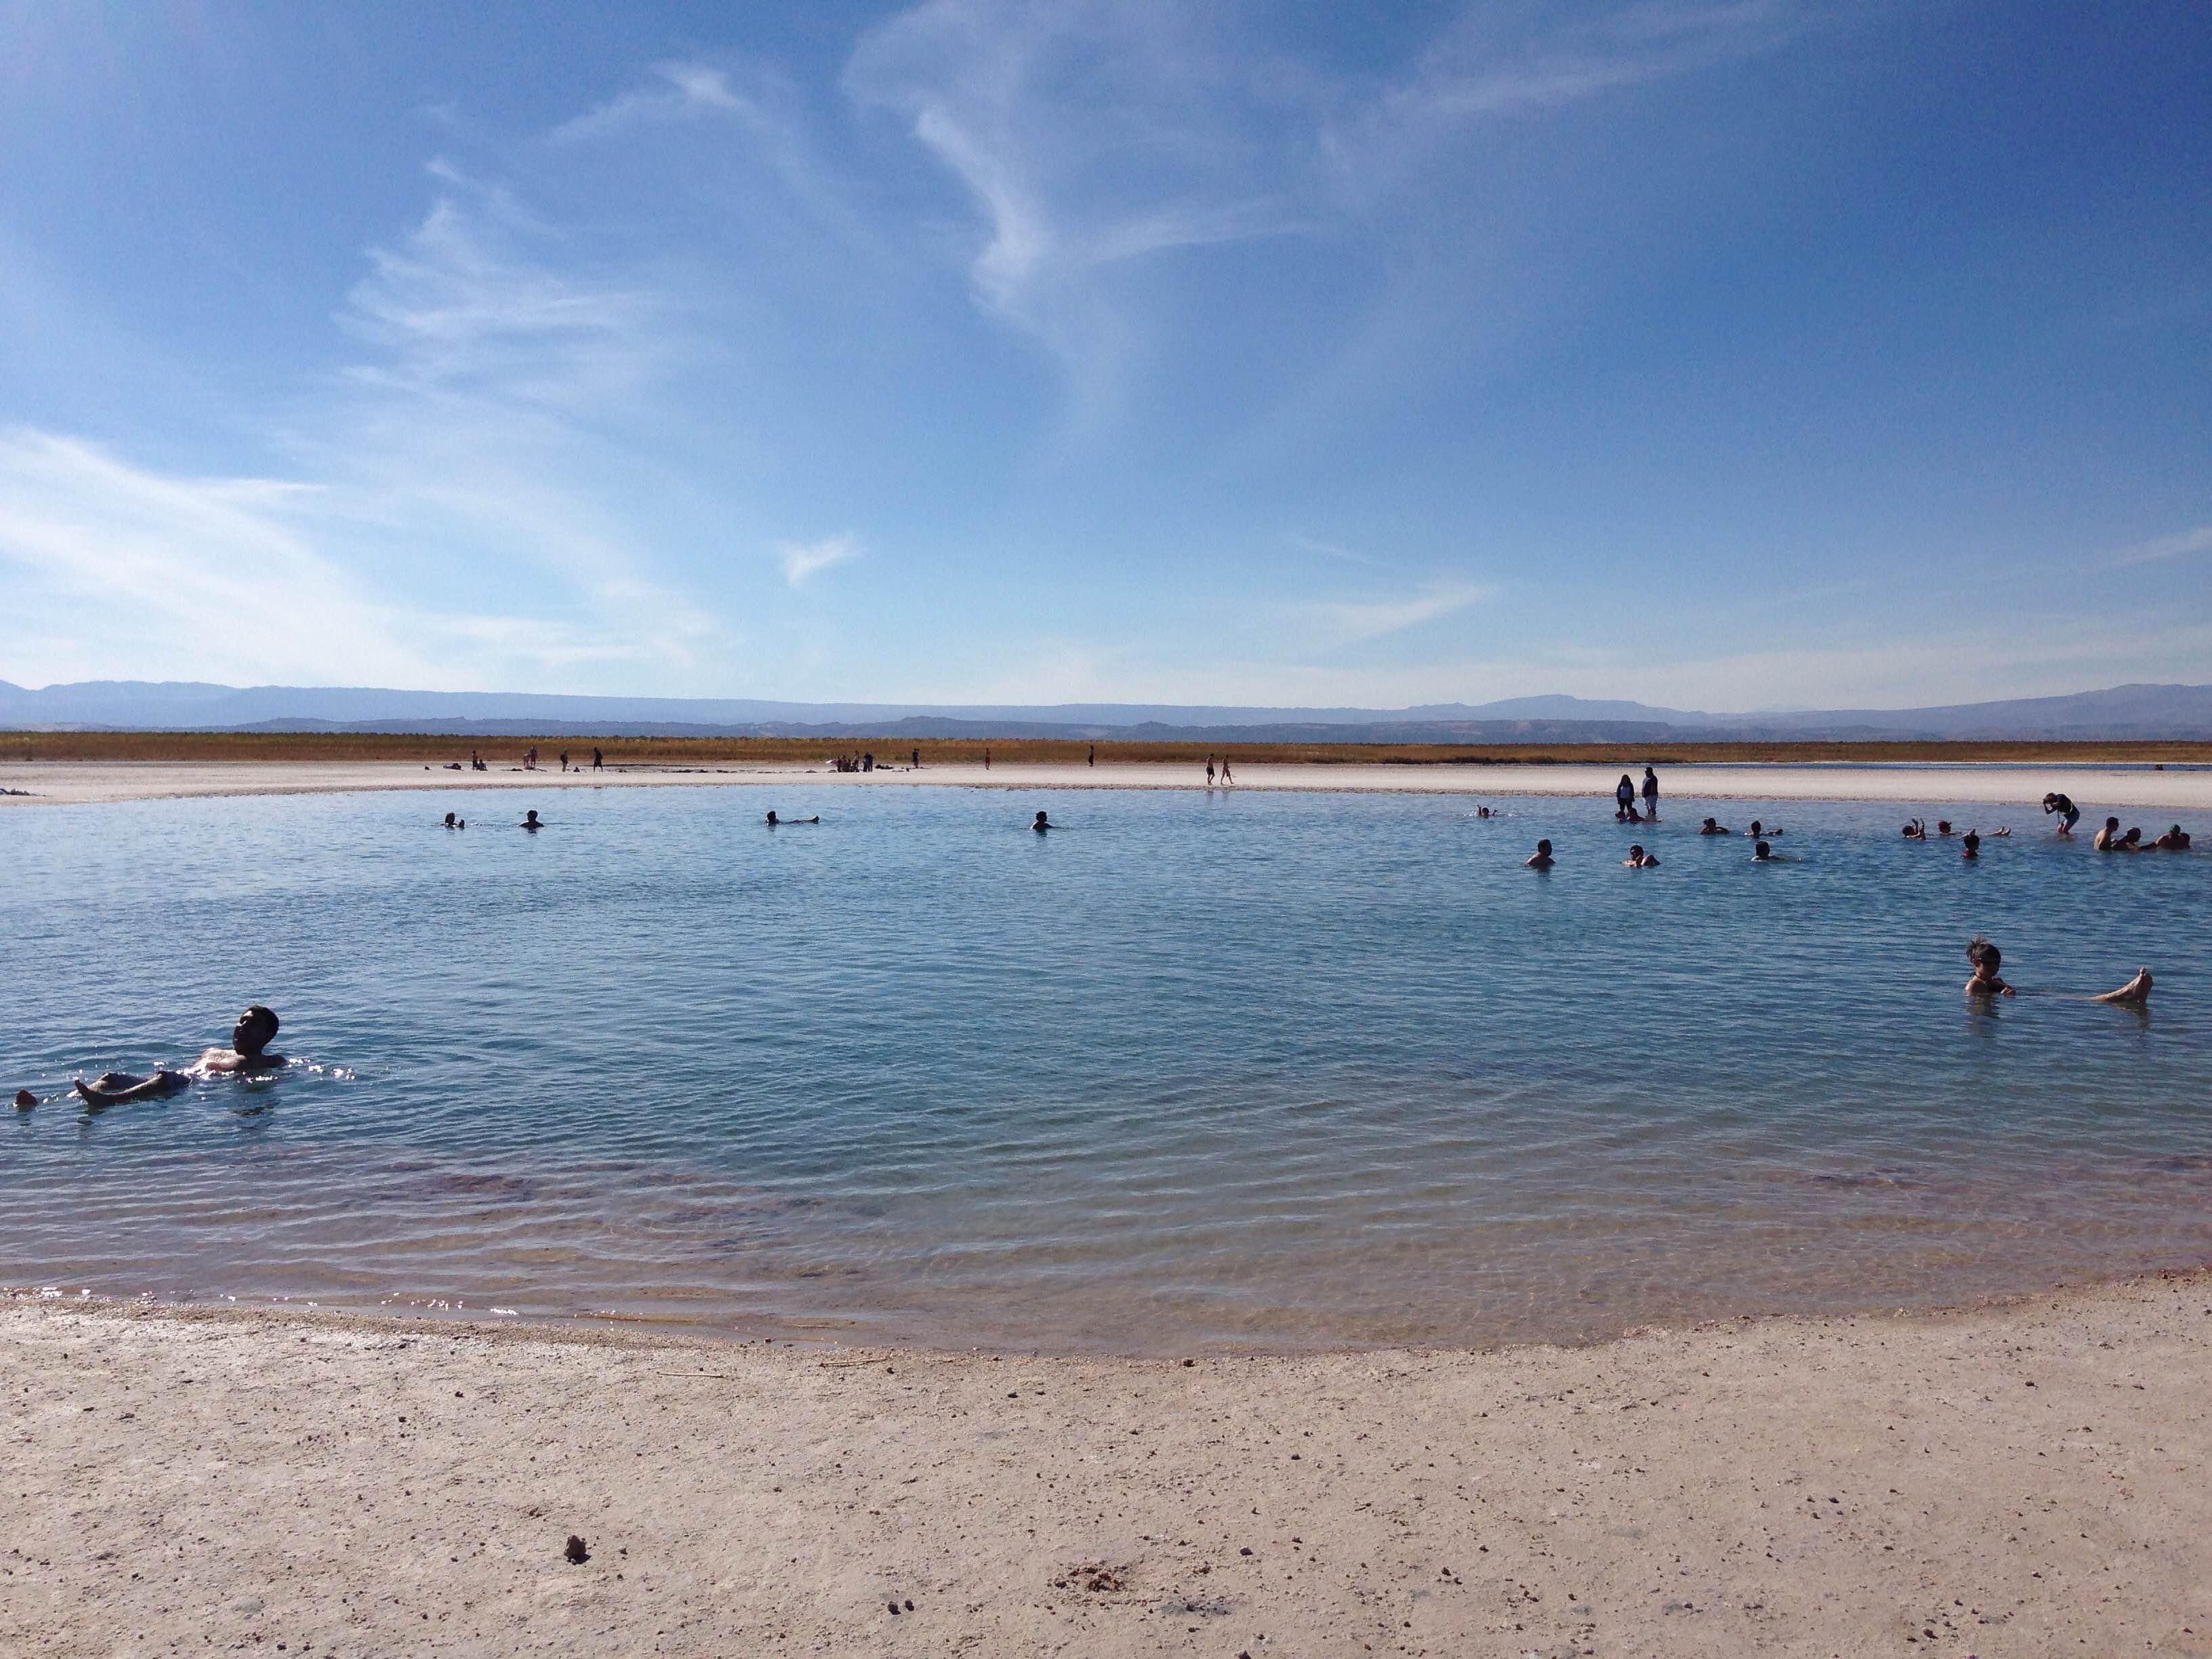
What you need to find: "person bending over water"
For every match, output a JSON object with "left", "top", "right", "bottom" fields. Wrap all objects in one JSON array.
[
  {"left": 1623, "top": 844, "right": 1658, "bottom": 868},
  {"left": 2043, "top": 792, "right": 2080, "bottom": 835},
  {"left": 73, "top": 1005, "right": 285, "bottom": 1107},
  {"left": 1525, "top": 838, "right": 1555, "bottom": 869}
]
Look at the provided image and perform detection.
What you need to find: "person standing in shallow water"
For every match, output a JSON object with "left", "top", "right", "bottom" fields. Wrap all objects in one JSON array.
[
  {"left": 1614, "top": 774, "right": 1635, "bottom": 819},
  {"left": 1525, "top": 838, "right": 1555, "bottom": 869},
  {"left": 1641, "top": 766, "right": 1659, "bottom": 822}
]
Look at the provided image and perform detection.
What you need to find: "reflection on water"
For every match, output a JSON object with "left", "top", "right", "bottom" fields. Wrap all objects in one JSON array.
[{"left": 4, "top": 784, "right": 2209, "bottom": 1351}]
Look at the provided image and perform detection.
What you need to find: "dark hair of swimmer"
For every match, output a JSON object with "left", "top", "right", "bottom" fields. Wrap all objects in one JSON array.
[
  {"left": 232, "top": 1005, "right": 281, "bottom": 1058},
  {"left": 1967, "top": 936, "right": 1999, "bottom": 971},
  {"left": 766, "top": 811, "right": 779, "bottom": 825},
  {"left": 443, "top": 812, "right": 455, "bottom": 827},
  {"left": 523, "top": 810, "right": 541, "bottom": 825},
  {"left": 13, "top": 1089, "right": 35, "bottom": 1110},
  {"left": 1754, "top": 839, "right": 1771, "bottom": 859},
  {"left": 1033, "top": 811, "right": 1050, "bottom": 830}
]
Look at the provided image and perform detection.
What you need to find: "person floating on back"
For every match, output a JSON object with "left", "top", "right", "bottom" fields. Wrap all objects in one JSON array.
[
  {"left": 764, "top": 811, "right": 819, "bottom": 826},
  {"left": 73, "top": 1005, "right": 286, "bottom": 1107},
  {"left": 1525, "top": 838, "right": 1555, "bottom": 869}
]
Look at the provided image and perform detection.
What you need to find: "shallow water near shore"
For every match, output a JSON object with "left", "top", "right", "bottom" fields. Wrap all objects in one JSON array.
[{"left": 5, "top": 784, "right": 2209, "bottom": 1351}]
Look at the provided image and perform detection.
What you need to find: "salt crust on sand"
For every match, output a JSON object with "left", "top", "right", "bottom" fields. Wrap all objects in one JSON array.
[
  {"left": 4, "top": 757, "right": 2210, "bottom": 810},
  {"left": 4, "top": 1275, "right": 2207, "bottom": 1656}
]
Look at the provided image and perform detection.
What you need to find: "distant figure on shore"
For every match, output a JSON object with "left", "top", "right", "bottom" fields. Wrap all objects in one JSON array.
[
  {"left": 912, "top": 749, "right": 920, "bottom": 769},
  {"left": 592, "top": 747, "right": 604, "bottom": 771},
  {"left": 1641, "top": 766, "right": 1659, "bottom": 821},
  {"left": 2156, "top": 824, "right": 2192, "bottom": 851},
  {"left": 1614, "top": 774, "right": 1634, "bottom": 819},
  {"left": 74, "top": 1006, "right": 285, "bottom": 1107},
  {"left": 471, "top": 750, "right": 487, "bottom": 772},
  {"left": 525, "top": 747, "right": 538, "bottom": 771},
  {"left": 1961, "top": 830, "right": 1981, "bottom": 860},
  {"left": 1965, "top": 937, "right": 2014, "bottom": 997},
  {"left": 984, "top": 748, "right": 991, "bottom": 771},
  {"left": 1525, "top": 838, "right": 1555, "bottom": 869},
  {"left": 1221, "top": 756, "right": 1233, "bottom": 785},
  {"left": 1206, "top": 755, "right": 1216, "bottom": 787},
  {"left": 1624, "top": 844, "right": 1658, "bottom": 868},
  {"left": 1902, "top": 818, "right": 1927, "bottom": 839},
  {"left": 2043, "top": 792, "right": 2080, "bottom": 835},
  {"left": 1088, "top": 745, "right": 1095, "bottom": 767},
  {"left": 521, "top": 810, "right": 544, "bottom": 831},
  {"left": 1700, "top": 817, "right": 1731, "bottom": 835},
  {"left": 559, "top": 750, "right": 570, "bottom": 772},
  {"left": 1033, "top": 810, "right": 1052, "bottom": 832},
  {"left": 764, "top": 811, "right": 818, "bottom": 826}
]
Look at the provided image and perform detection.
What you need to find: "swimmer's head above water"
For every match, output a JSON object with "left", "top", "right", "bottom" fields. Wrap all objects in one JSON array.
[
  {"left": 230, "top": 1004, "right": 281, "bottom": 1059},
  {"left": 1033, "top": 811, "right": 1051, "bottom": 830}
]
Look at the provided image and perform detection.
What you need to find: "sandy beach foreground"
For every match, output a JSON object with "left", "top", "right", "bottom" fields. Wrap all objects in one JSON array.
[
  {"left": 6, "top": 1278, "right": 2207, "bottom": 1657},
  {"left": 5, "top": 756, "right": 2211, "bottom": 810}
]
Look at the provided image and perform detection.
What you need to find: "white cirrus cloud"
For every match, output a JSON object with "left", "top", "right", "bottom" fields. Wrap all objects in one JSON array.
[
  {"left": 2112, "top": 525, "right": 2212, "bottom": 566},
  {"left": 778, "top": 533, "right": 861, "bottom": 587}
]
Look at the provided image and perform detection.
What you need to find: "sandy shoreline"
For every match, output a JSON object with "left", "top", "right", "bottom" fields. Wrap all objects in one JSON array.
[
  {"left": 5, "top": 756, "right": 2211, "bottom": 810},
  {"left": 6, "top": 1275, "right": 2207, "bottom": 1656}
]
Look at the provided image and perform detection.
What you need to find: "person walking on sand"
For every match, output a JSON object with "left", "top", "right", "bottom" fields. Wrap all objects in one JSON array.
[
  {"left": 559, "top": 750, "right": 570, "bottom": 773},
  {"left": 1220, "top": 756, "right": 1233, "bottom": 785},
  {"left": 984, "top": 747, "right": 991, "bottom": 771},
  {"left": 1088, "top": 744, "right": 1095, "bottom": 767},
  {"left": 1206, "top": 756, "right": 1216, "bottom": 787},
  {"left": 1641, "top": 766, "right": 1659, "bottom": 822},
  {"left": 592, "top": 747, "right": 604, "bottom": 771}
]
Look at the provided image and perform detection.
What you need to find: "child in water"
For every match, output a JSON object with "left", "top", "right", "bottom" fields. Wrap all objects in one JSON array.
[{"left": 1965, "top": 937, "right": 2013, "bottom": 996}]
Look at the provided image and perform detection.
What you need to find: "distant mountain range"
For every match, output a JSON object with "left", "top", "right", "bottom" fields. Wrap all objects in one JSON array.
[{"left": 1, "top": 679, "right": 2207, "bottom": 742}]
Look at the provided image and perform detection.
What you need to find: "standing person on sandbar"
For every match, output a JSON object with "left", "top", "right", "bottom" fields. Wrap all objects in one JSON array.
[
  {"left": 1641, "top": 766, "right": 1659, "bottom": 822},
  {"left": 1220, "top": 755, "right": 1234, "bottom": 785}
]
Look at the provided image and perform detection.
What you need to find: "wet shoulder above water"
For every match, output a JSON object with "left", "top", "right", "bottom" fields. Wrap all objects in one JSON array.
[{"left": 4, "top": 785, "right": 2208, "bottom": 1351}]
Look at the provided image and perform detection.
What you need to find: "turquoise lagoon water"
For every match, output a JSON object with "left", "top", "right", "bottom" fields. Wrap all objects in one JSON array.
[{"left": 4, "top": 783, "right": 2208, "bottom": 1351}]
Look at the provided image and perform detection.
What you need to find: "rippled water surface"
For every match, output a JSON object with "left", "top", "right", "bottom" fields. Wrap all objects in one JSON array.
[{"left": 5, "top": 783, "right": 2209, "bottom": 1350}]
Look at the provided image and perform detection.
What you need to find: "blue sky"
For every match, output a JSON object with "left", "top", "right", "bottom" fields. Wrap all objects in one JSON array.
[{"left": 1, "top": 1, "right": 2207, "bottom": 710}]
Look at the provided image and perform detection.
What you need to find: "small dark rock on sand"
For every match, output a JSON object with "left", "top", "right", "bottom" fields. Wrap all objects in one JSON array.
[{"left": 564, "top": 1536, "right": 589, "bottom": 1563}]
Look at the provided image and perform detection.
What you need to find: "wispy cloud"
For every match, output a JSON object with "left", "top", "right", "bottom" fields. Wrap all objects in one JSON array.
[
  {"left": 2112, "top": 525, "right": 2212, "bottom": 567},
  {"left": 0, "top": 429, "right": 640, "bottom": 688},
  {"left": 549, "top": 62, "right": 750, "bottom": 144},
  {"left": 1285, "top": 581, "right": 1492, "bottom": 646},
  {"left": 779, "top": 533, "right": 861, "bottom": 587}
]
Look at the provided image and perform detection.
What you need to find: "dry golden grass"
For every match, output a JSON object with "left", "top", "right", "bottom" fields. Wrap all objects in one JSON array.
[{"left": 5, "top": 730, "right": 2208, "bottom": 768}]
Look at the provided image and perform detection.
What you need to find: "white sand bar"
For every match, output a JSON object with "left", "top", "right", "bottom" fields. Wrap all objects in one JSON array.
[
  {"left": 4, "top": 757, "right": 2210, "bottom": 810},
  {"left": 5, "top": 1275, "right": 2207, "bottom": 1656}
]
